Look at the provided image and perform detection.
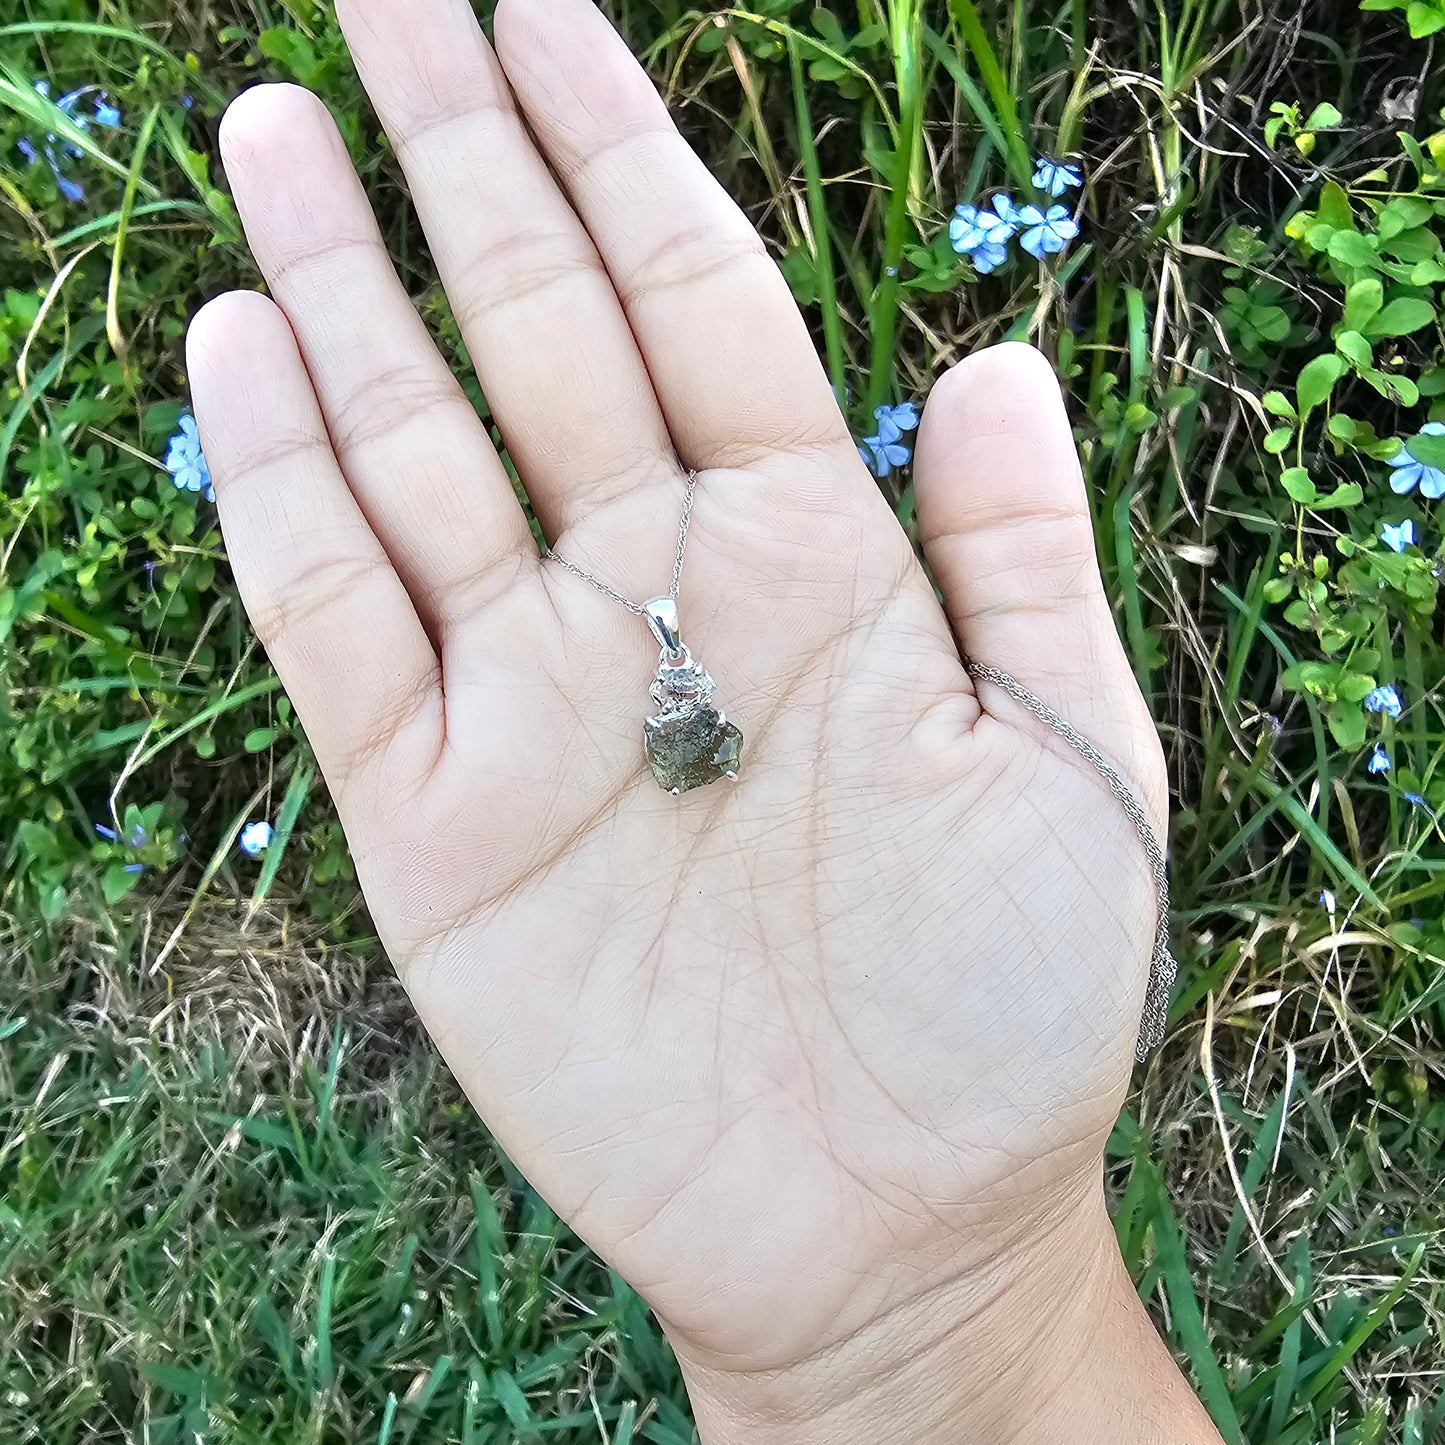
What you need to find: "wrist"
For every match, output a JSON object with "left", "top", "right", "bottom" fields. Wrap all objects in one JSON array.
[{"left": 671, "top": 1179, "right": 1224, "bottom": 1445}]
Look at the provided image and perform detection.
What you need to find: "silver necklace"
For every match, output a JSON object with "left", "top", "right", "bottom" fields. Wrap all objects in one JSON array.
[
  {"left": 547, "top": 470, "right": 743, "bottom": 796},
  {"left": 967, "top": 662, "right": 1176, "bottom": 1061},
  {"left": 548, "top": 472, "right": 1174, "bottom": 1058}
]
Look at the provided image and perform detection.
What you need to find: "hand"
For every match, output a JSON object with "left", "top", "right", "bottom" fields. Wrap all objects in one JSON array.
[{"left": 189, "top": 2, "right": 1220, "bottom": 1441}]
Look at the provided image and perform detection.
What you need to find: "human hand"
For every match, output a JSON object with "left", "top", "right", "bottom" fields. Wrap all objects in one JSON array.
[{"left": 189, "top": 1, "right": 1221, "bottom": 1440}]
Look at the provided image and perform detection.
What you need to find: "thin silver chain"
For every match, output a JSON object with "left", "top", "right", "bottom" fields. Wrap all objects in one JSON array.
[
  {"left": 967, "top": 661, "right": 1176, "bottom": 1061},
  {"left": 546, "top": 470, "right": 1173, "bottom": 1060},
  {"left": 546, "top": 469, "right": 698, "bottom": 615}
]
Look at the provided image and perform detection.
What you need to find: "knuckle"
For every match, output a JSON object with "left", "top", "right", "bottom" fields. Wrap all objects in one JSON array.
[
  {"left": 614, "top": 222, "right": 769, "bottom": 309},
  {"left": 266, "top": 233, "right": 381, "bottom": 289},
  {"left": 328, "top": 363, "right": 472, "bottom": 458},
  {"left": 226, "top": 430, "right": 332, "bottom": 489},
  {"left": 334, "top": 661, "right": 443, "bottom": 789},
  {"left": 394, "top": 93, "right": 516, "bottom": 151},
  {"left": 453, "top": 231, "right": 608, "bottom": 330},
  {"left": 249, "top": 553, "right": 391, "bottom": 655}
]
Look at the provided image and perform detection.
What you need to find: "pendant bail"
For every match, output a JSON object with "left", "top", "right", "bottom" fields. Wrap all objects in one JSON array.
[{"left": 643, "top": 597, "right": 684, "bottom": 659}]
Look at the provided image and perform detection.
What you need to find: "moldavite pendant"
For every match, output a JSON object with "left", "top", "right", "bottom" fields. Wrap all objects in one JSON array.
[{"left": 642, "top": 598, "right": 743, "bottom": 795}]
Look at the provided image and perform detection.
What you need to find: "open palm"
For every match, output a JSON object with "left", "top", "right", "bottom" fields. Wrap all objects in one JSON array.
[{"left": 191, "top": 0, "right": 1169, "bottom": 1387}]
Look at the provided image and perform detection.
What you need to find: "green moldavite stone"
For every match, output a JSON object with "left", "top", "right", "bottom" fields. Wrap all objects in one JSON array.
[{"left": 645, "top": 707, "right": 743, "bottom": 794}]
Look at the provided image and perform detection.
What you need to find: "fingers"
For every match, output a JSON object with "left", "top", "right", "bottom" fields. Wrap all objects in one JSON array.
[
  {"left": 333, "top": 0, "right": 686, "bottom": 602},
  {"left": 912, "top": 343, "right": 1165, "bottom": 818},
  {"left": 188, "top": 291, "right": 445, "bottom": 799},
  {"left": 492, "top": 0, "right": 856, "bottom": 487},
  {"left": 218, "top": 83, "right": 536, "bottom": 638}
]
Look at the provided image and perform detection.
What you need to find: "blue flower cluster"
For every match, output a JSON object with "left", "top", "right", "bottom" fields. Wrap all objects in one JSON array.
[
  {"left": 18, "top": 81, "right": 120, "bottom": 203},
  {"left": 93, "top": 807, "right": 272, "bottom": 880},
  {"left": 1364, "top": 684, "right": 1402, "bottom": 719},
  {"left": 949, "top": 158, "right": 1082, "bottom": 273},
  {"left": 95, "top": 818, "right": 147, "bottom": 876},
  {"left": 1389, "top": 422, "right": 1445, "bottom": 499},
  {"left": 1380, "top": 519, "right": 1416, "bottom": 553},
  {"left": 165, "top": 414, "right": 214, "bottom": 502},
  {"left": 858, "top": 402, "right": 920, "bottom": 478}
]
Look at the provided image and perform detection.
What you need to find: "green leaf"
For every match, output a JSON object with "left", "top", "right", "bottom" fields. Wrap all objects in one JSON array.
[
  {"left": 1281, "top": 467, "right": 1317, "bottom": 503},
  {"left": 1327, "top": 230, "right": 1379, "bottom": 268},
  {"left": 1377, "top": 195, "right": 1435, "bottom": 238},
  {"left": 1408, "top": 1, "right": 1445, "bottom": 35},
  {"left": 1124, "top": 402, "right": 1158, "bottom": 433},
  {"left": 1335, "top": 329, "right": 1373, "bottom": 369},
  {"left": 1312, "top": 482, "right": 1364, "bottom": 510},
  {"left": 1364, "top": 369, "right": 1420, "bottom": 406},
  {"left": 1342, "top": 279, "right": 1383, "bottom": 332},
  {"left": 1405, "top": 431, "right": 1445, "bottom": 468},
  {"left": 1337, "top": 672, "right": 1381, "bottom": 704},
  {"left": 1399, "top": 131, "right": 1432, "bottom": 183},
  {"left": 243, "top": 726, "right": 280, "bottom": 753},
  {"left": 1380, "top": 227, "right": 1441, "bottom": 262},
  {"left": 1264, "top": 427, "right": 1293, "bottom": 454},
  {"left": 1366, "top": 296, "right": 1436, "bottom": 338},
  {"left": 1296, "top": 353, "right": 1345, "bottom": 416},
  {"left": 1304, "top": 102, "right": 1343, "bottom": 130},
  {"left": 257, "top": 27, "right": 323, "bottom": 86},
  {"left": 102, "top": 863, "right": 143, "bottom": 906},
  {"left": 1326, "top": 702, "right": 1368, "bottom": 749},
  {"left": 1316, "top": 179, "right": 1354, "bottom": 231},
  {"left": 1262, "top": 390, "right": 1297, "bottom": 419}
]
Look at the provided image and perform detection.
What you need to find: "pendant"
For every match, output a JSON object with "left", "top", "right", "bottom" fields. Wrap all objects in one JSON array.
[{"left": 642, "top": 598, "right": 743, "bottom": 795}]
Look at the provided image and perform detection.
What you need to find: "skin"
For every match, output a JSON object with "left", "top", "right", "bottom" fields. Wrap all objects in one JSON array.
[{"left": 189, "top": 0, "right": 1227, "bottom": 1440}]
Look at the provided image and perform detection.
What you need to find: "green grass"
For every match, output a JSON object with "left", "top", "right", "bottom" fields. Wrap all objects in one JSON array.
[{"left": 3, "top": 0, "right": 1445, "bottom": 1441}]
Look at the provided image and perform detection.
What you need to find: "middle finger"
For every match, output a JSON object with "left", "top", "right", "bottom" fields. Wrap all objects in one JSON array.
[{"left": 335, "top": 0, "right": 686, "bottom": 606}]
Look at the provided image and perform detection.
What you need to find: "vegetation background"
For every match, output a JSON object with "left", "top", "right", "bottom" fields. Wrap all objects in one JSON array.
[{"left": 4, "top": 0, "right": 1445, "bottom": 1440}]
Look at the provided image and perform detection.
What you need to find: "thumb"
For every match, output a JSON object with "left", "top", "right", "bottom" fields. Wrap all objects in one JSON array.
[{"left": 912, "top": 342, "right": 1167, "bottom": 824}]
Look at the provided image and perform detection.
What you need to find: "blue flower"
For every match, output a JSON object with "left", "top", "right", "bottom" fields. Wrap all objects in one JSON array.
[
  {"left": 1318, "top": 888, "right": 1336, "bottom": 911},
  {"left": 949, "top": 194, "right": 1019, "bottom": 268},
  {"left": 874, "top": 401, "right": 920, "bottom": 438},
  {"left": 164, "top": 414, "right": 214, "bottom": 502},
  {"left": 1032, "top": 157, "right": 1083, "bottom": 197},
  {"left": 1368, "top": 744, "right": 1392, "bottom": 775},
  {"left": 1016, "top": 203, "right": 1079, "bottom": 260},
  {"left": 1381, "top": 519, "right": 1417, "bottom": 552},
  {"left": 239, "top": 821, "right": 274, "bottom": 858},
  {"left": 17, "top": 81, "right": 120, "bottom": 203},
  {"left": 858, "top": 432, "right": 912, "bottom": 477},
  {"left": 1404, "top": 791, "right": 1436, "bottom": 816},
  {"left": 972, "top": 237, "right": 1012, "bottom": 274},
  {"left": 1388, "top": 422, "right": 1445, "bottom": 500},
  {"left": 1364, "top": 685, "right": 1402, "bottom": 719},
  {"left": 95, "top": 819, "right": 148, "bottom": 847}
]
